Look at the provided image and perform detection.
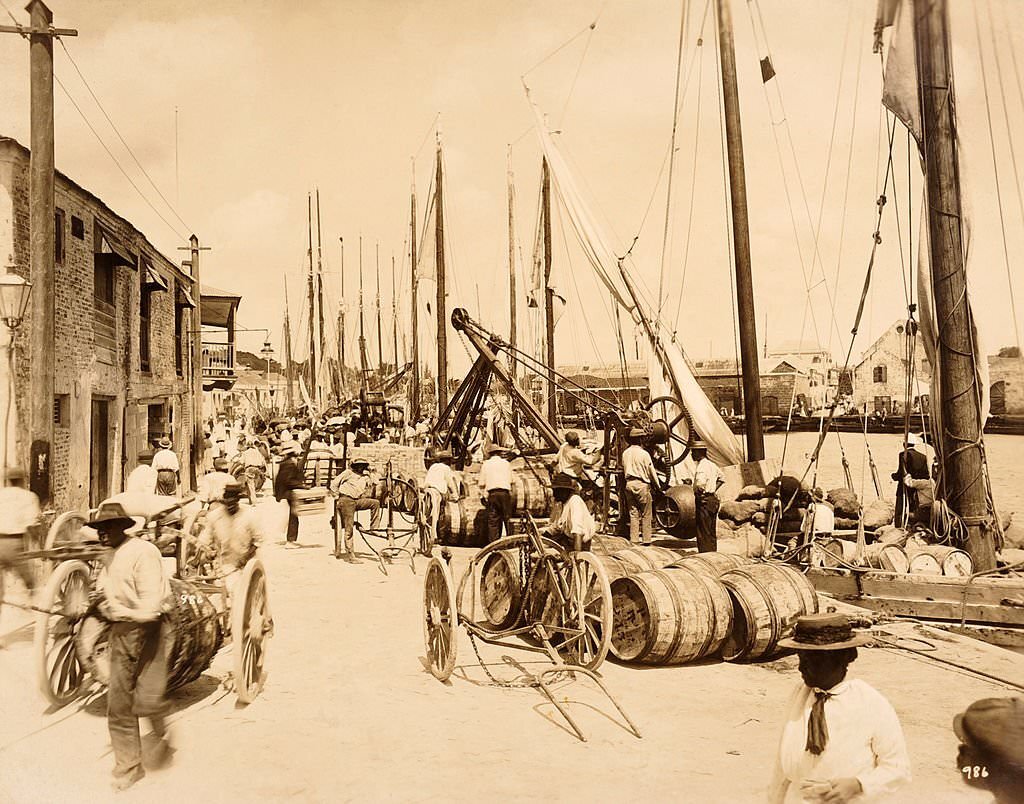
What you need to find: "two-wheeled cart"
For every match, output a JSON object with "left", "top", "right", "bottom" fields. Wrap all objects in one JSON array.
[
  {"left": 422, "top": 516, "right": 640, "bottom": 742},
  {"left": 26, "top": 497, "right": 271, "bottom": 708}
]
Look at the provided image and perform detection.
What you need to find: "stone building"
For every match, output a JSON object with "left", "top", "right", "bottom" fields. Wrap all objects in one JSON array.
[
  {"left": 552, "top": 361, "right": 649, "bottom": 419},
  {"left": 691, "top": 357, "right": 814, "bottom": 417},
  {"left": 986, "top": 355, "right": 1024, "bottom": 415},
  {"left": 852, "top": 320, "right": 932, "bottom": 415},
  {"left": 0, "top": 137, "right": 197, "bottom": 511}
]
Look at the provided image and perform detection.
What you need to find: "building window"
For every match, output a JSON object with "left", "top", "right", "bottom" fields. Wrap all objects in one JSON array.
[
  {"left": 93, "top": 254, "right": 116, "bottom": 363},
  {"left": 53, "top": 394, "right": 69, "bottom": 427},
  {"left": 872, "top": 365, "right": 887, "bottom": 384},
  {"left": 55, "top": 208, "right": 65, "bottom": 264},
  {"left": 71, "top": 215, "right": 84, "bottom": 239},
  {"left": 140, "top": 273, "right": 151, "bottom": 372},
  {"left": 174, "top": 286, "right": 184, "bottom": 377}
]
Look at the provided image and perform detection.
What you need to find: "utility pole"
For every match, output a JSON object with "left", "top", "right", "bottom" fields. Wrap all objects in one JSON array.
[
  {"left": 716, "top": 0, "right": 764, "bottom": 461},
  {"left": 918, "top": 0, "right": 995, "bottom": 570},
  {"left": 178, "top": 235, "right": 209, "bottom": 491},
  {"left": 435, "top": 130, "right": 448, "bottom": 411},
  {"left": 542, "top": 158, "right": 556, "bottom": 427},
  {"left": 0, "top": 2, "right": 76, "bottom": 502},
  {"left": 306, "top": 194, "right": 316, "bottom": 397},
  {"left": 410, "top": 163, "right": 420, "bottom": 423},
  {"left": 375, "top": 241, "right": 383, "bottom": 374},
  {"left": 507, "top": 146, "right": 517, "bottom": 383}
]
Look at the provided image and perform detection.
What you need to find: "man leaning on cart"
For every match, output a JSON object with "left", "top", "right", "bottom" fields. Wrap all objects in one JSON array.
[{"left": 88, "top": 502, "right": 174, "bottom": 791}]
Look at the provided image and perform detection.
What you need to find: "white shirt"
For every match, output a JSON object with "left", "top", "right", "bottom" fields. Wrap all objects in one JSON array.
[
  {"left": 769, "top": 679, "right": 911, "bottom": 803},
  {"left": 555, "top": 494, "right": 595, "bottom": 540},
  {"left": 556, "top": 443, "right": 590, "bottom": 478},
  {"left": 152, "top": 448, "right": 180, "bottom": 472},
  {"left": 425, "top": 462, "right": 459, "bottom": 497},
  {"left": 204, "top": 504, "right": 262, "bottom": 570},
  {"left": 621, "top": 445, "right": 659, "bottom": 486},
  {"left": 693, "top": 457, "right": 724, "bottom": 495},
  {"left": 199, "top": 470, "right": 236, "bottom": 503},
  {"left": 241, "top": 446, "right": 266, "bottom": 468},
  {"left": 807, "top": 501, "right": 835, "bottom": 535},
  {"left": 478, "top": 456, "right": 513, "bottom": 492},
  {"left": 0, "top": 486, "right": 41, "bottom": 535},
  {"left": 98, "top": 536, "right": 171, "bottom": 622},
  {"left": 125, "top": 464, "right": 158, "bottom": 494}
]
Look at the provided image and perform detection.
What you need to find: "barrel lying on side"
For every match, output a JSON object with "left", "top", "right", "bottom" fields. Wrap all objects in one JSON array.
[
  {"left": 610, "top": 567, "right": 733, "bottom": 665},
  {"left": 667, "top": 552, "right": 750, "bottom": 577},
  {"left": 864, "top": 543, "right": 910, "bottom": 573},
  {"left": 719, "top": 562, "right": 818, "bottom": 662},
  {"left": 906, "top": 545, "right": 973, "bottom": 577},
  {"left": 610, "top": 546, "right": 684, "bottom": 573},
  {"left": 479, "top": 550, "right": 522, "bottom": 630}
]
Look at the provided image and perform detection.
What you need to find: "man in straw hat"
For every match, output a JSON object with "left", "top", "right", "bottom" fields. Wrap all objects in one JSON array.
[
  {"left": 953, "top": 697, "right": 1024, "bottom": 802},
  {"left": 152, "top": 436, "right": 180, "bottom": 496},
  {"left": 329, "top": 458, "right": 381, "bottom": 562},
  {"left": 768, "top": 613, "right": 910, "bottom": 803},
  {"left": 479, "top": 444, "right": 514, "bottom": 543},
  {"left": 621, "top": 428, "right": 663, "bottom": 545},
  {"left": 423, "top": 450, "right": 460, "bottom": 545},
  {"left": 125, "top": 449, "right": 158, "bottom": 495},
  {"left": 274, "top": 441, "right": 306, "bottom": 549},
  {"left": 545, "top": 474, "right": 595, "bottom": 552},
  {"left": 691, "top": 439, "right": 724, "bottom": 553},
  {"left": 88, "top": 501, "right": 173, "bottom": 791}
]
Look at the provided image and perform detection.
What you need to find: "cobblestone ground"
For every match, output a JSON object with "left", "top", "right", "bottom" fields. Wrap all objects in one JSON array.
[{"left": 0, "top": 495, "right": 1003, "bottom": 802}]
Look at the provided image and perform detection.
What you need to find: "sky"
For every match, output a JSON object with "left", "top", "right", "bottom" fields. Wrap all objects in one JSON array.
[{"left": 0, "top": 0, "right": 1021, "bottom": 382}]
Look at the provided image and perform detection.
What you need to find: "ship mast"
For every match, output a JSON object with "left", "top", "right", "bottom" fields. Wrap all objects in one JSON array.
[
  {"left": 375, "top": 241, "right": 384, "bottom": 377},
  {"left": 338, "top": 236, "right": 346, "bottom": 401},
  {"left": 542, "top": 157, "right": 556, "bottom": 426},
  {"left": 435, "top": 130, "right": 449, "bottom": 412},
  {"left": 358, "top": 235, "right": 369, "bottom": 395},
  {"left": 507, "top": 146, "right": 517, "bottom": 384},
  {"left": 283, "top": 279, "right": 294, "bottom": 412},
  {"left": 306, "top": 193, "right": 317, "bottom": 398},
  {"left": 315, "top": 189, "right": 326, "bottom": 408},
  {"left": 916, "top": 0, "right": 995, "bottom": 570},
  {"left": 410, "top": 162, "right": 421, "bottom": 422},
  {"left": 715, "top": 0, "right": 764, "bottom": 460}
]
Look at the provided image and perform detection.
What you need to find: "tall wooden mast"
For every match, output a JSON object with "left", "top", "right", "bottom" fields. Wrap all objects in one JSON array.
[
  {"left": 435, "top": 131, "right": 449, "bottom": 411},
  {"left": 917, "top": 0, "right": 995, "bottom": 570},
  {"left": 507, "top": 146, "right": 518, "bottom": 383},
  {"left": 306, "top": 193, "right": 317, "bottom": 396},
  {"left": 357, "top": 236, "right": 369, "bottom": 394},
  {"left": 315, "top": 189, "right": 326, "bottom": 407},
  {"left": 391, "top": 253, "right": 399, "bottom": 371},
  {"left": 375, "top": 241, "right": 384, "bottom": 374},
  {"left": 410, "top": 163, "right": 421, "bottom": 422},
  {"left": 283, "top": 279, "right": 295, "bottom": 412},
  {"left": 715, "top": 0, "right": 764, "bottom": 460},
  {"left": 338, "top": 237, "right": 345, "bottom": 400},
  {"left": 542, "top": 158, "right": 556, "bottom": 426}
]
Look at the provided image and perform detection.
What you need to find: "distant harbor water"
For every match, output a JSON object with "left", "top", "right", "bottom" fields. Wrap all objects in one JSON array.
[{"left": 764, "top": 432, "right": 1024, "bottom": 518}]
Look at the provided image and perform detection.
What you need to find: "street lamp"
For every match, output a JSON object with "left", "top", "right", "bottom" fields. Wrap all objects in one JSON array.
[
  {"left": 0, "top": 270, "right": 32, "bottom": 487},
  {"left": 260, "top": 340, "right": 274, "bottom": 413}
]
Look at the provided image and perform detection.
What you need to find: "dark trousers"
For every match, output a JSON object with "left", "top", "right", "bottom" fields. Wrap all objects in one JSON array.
[
  {"left": 108, "top": 620, "right": 169, "bottom": 779},
  {"left": 486, "top": 489, "right": 514, "bottom": 543},
  {"left": 694, "top": 490, "right": 720, "bottom": 553},
  {"left": 286, "top": 510, "right": 299, "bottom": 543},
  {"left": 336, "top": 495, "right": 381, "bottom": 553}
]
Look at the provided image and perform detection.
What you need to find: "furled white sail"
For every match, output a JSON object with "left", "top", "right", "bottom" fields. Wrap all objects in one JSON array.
[{"left": 527, "top": 88, "right": 745, "bottom": 466}]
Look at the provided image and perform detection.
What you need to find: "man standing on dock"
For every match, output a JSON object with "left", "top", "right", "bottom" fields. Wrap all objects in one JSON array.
[
  {"left": 692, "top": 440, "right": 723, "bottom": 553},
  {"left": 892, "top": 434, "right": 928, "bottom": 525},
  {"left": 479, "top": 445, "right": 514, "bottom": 543},
  {"left": 621, "top": 429, "right": 663, "bottom": 545}
]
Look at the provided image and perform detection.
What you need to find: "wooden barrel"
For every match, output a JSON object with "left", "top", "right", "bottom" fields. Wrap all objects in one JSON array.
[
  {"left": 479, "top": 551, "right": 522, "bottom": 630},
  {"left": 668, "top": 552, "right": 749, "bottom": 577},
  {"left": 719, "top": 562, "right": 818, "bottom": 661},
  {"left": 438, "top": 499, "right": 471, "bottom": 547},
  {"left": 658, "top": 485, "right": 697, "bottom": 538},
  {"left": 595, "top": 554, "right": 633, "bottom": 584},
  {"left": 591, "top": 534, "right": 633, "bottom": 555},
  {"left": 907, "top": 545, "right": 972, "bottom": 577},
  {"left": 865, "top": 543, "right": 909, "bottom": 573},
  {"left": 610, "top": 546, "right": 683, "bottom": 573},
  {"left": 609, "top": 567, "right": 733, "bottom": 665},
  {"left": 510, "top": 470, "right": 553, "bottom": 516},
  {"left": 811, "top": 537, "right": 856, "bottom": 568}
]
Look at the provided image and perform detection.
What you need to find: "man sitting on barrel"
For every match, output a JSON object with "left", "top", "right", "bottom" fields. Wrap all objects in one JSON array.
[
  {"left": 329, "top": 459, "right": 381, "bottom": 563},
  {"left": 544, "top": 474, "right": 595, "bottom": 552}
]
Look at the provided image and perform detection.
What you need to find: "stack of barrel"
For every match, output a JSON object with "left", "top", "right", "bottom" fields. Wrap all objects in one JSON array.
[
  {"left": 436, "top": 464, "right": 552, "bottom": 547},
  {"left": 601, "top": 546, "right": 817, "bottom": 665}
]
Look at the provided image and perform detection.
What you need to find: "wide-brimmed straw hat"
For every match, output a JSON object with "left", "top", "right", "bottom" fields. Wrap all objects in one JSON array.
[
  {"left": 691, "top": 439, "right": 708, "bottom": 451},
  {"left": 157, "top": 437, "right": 172, "bottom": 449},
  {"left": 777, "top": 612, "right": 871, "bottom": 651},
  {"left": 351, "top": 458, "right": 371, "bottom": 470},
  {"left": 86, "top": 501, "right": 141, "bottom": 532},
  {"left": 433, "top": 449, "right": 453, "bottom": 463},
  {"left": 551, "top": 474, "right": 579, "bottom": 492},
  {"left": 628, "top": 428, "right": 646, "bottom": 439},
  {"left": 486, "top": 444, "right": 510, "bottom": 456}
]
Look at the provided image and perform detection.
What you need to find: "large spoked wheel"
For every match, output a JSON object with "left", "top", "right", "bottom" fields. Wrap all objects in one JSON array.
[
  {"left": 34, "top": 560, "right": 91, "bottom": 707},
  {"left": 232, "top": 558, "right": 270, "bottom": 705},
  {"left": 44, "top": 511, "right": 89, "bottom": 550},
  {"left": 565, "top": 552, "right": 613, "bottom": 670},
  {"left": 417, "top": 492, "right": 435, "bottom": 556},
  {"left": 423, "top": 557, "right": 458, "bottom": 681},
  {"left": 646, "top": 396, "right": 693, "bottom": 469}
]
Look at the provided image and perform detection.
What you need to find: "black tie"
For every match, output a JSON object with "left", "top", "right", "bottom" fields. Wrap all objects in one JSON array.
[{"left": 806, "top": 690, "right": 832, "bottom": 755}]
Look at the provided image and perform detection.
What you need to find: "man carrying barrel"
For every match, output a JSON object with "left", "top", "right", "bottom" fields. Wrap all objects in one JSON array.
[
  {"left": 88, "top": 502, "right": 172, "bottom": 791},
  {"left": 691, "top": 439, "right": 723, "bottom": 553},
  {"left": 479, "top": 445, "right": 515, "bottom": 543}
]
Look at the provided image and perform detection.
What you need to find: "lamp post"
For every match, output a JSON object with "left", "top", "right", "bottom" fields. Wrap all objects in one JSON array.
[
  {"left": 0, "top": 270, "right": 33, "bottom": 487},
  {"left": 260, "top": 340, "right": 274, "bottom": 415}
]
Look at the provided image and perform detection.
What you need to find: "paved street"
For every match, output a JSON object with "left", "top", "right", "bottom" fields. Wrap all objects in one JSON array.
[{"left": 0, "top": 499, "right": 1004, "bottom": 802}]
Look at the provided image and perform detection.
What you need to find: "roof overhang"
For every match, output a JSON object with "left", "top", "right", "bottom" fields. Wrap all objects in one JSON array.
[
  {"left": 177, "top": 287, "right": 196, "bottom": 309},
  {"left": 141, "top": 256, "right": 169, "bottom": 291},
  {"left": 95, "top": 225, "right": 135, "bottom": 268},
  {"left": 200, "top": 284, "right": 241, "bottom": 328}
]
